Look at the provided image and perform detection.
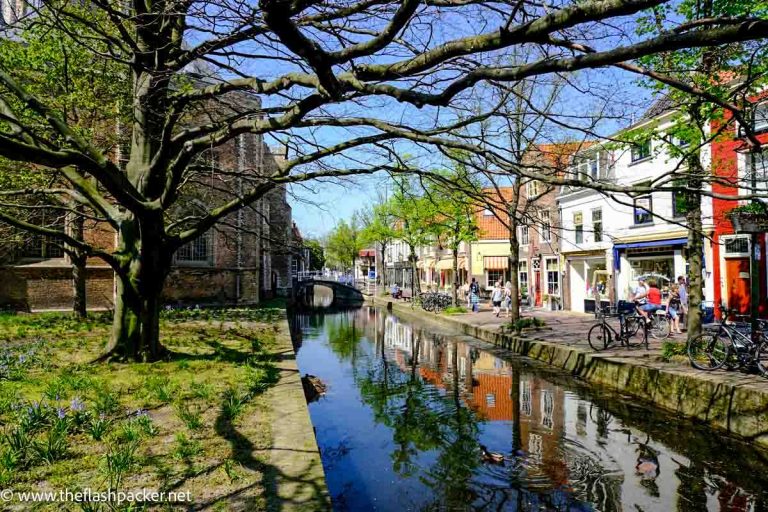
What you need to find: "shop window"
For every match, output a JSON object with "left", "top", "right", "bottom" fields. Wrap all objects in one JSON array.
[
  {"left": 486, "top": 269, "right": 503, "bottom": 288},
  {"left": 519, "top": 261, "right": 528, "bottom": 295},
  {"left": 177, "top": 231, "right": 213, "bottom": 264},
  {"left": 633, "top": 185, "right": 653, "bottom": 225},
  {"left": 587, "top": 261, "right": 608, "bottom": 300},
  {"left": 546, "top": 258, "right": 559, "bottom": 296},
  {"left": 592, "top": 208, "right": 602, "bottom": 242},
  {"left": 574, "top": 212, "right": 583, "bottom": 244},
  {"left": 631, "top": 140, "right": 652, "bottom": 162},
  {"left": 540, "top": 210, "right": 551, "bottom": 242},
  {"left": 520, "top": 225, "right": 529, "bottom": 245}
]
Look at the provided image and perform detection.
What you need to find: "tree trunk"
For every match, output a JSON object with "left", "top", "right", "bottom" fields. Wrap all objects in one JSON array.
[
  {"left": 686, "top": 155, "right": 704, "bottom": 340},
  {"left": 508, "top": 225, "right": 521, "bottom": 322},
  {"left": 72, "top": 252, "right": 87, "bottom": 320},
  {"left": 69, "top": 207, "right": 87, "bottom": 319},
  {"left": 452, "top": 247, "right": 459, "bottom": 306},
  {"left": 409, "top": 246, "right": 420, "bottom": 295},
  {"left": 98, "top": 217, "right": 170, "bottom": 362}
]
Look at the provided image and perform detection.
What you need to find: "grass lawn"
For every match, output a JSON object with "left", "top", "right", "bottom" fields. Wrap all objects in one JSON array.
[{"left": 0, "top": 306, "right": 312, "bottom": 511}]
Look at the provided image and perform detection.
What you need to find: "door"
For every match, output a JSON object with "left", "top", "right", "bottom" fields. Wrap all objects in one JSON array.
[
  {"left": 534, "top": 271, "right": 542, "bottom": 307},
  {"left": 725, "top": 258, "right": 750, "bottom": 315},
  {"left": 570, "top": 261, "right": 586, "bottom": 313}
]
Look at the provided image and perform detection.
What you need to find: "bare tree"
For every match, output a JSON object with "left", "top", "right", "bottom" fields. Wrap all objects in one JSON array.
[{"left": 0, "top": 0, "right": 767, "bottom": 360}]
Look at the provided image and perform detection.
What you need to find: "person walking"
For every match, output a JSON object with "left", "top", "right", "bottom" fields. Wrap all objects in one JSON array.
[
  {"left": 462, "top": 281, "right": 471, "bottom": 308},
  {"left": 503, "top": 281, "right": 513, "bottom": 318},
  {"left": 677, "top": 276, "right": 688, "bottom": 329},
  {"left": 666, "top": 283, "right": 683, "bottom": 335},
  {"left": 491, "top": 281, "right": 504, "bottom": 317},
  {"left": 469, "top": 278, "right": 480, "bottom": 313}
]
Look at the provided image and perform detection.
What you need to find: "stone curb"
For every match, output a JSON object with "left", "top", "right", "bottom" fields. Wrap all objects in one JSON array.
[{"left": 368, "top": 296, "right": 768, "bottom": 450}]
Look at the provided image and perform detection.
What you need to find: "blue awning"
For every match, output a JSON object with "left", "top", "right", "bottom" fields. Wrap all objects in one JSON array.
[{"left": 613, "top": 238, "right": 688, "bottom": 270}]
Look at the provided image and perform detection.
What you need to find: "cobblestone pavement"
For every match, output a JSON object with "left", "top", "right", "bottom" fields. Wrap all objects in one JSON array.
[{"left": 388, "top": 297, "right": 688, "bottom": 356}]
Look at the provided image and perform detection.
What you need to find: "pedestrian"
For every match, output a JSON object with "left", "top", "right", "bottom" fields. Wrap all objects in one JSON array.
[
  {"left": 677, "top": 276, "right": 688, "bottom": 329},
  {"left": 469, "top": 278, "right": 481, "bottom": 313},
  {"left": 462, "top": 281, "right": 471, "bottom": 308},
  {"left": 638, "top": 278, "right": 662, "bottom": 324},
  {"left": 632, "top": 276, "right": 650, "bottom": 320},
  {"left": 491, "top": 281, "right": 504, "bottom": 317},
  {"left": 503, "top": 281, "right": 513, "bottom": 318},
  {"left": 666, "top": 283, "right": 683, "bottom": 335}
]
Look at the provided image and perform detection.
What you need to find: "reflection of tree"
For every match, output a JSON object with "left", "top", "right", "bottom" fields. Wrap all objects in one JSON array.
[
  {"left": 674, "top": 459, "right": 708, "bottom": 512},
  {"left": 355, "top": 328, "right": 483, "bottom": 505},
  {"left": 568, "top": 454, "right": 623, "bottom": 511},
  {"left": 326, "top": 311, "right": 364, "bottom": 361}
]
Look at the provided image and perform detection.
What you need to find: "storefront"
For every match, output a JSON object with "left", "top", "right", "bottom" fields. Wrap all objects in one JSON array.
[
  {"left": 563, "top": 251, "right": 611, "bottom": 313},
  {"left": 482, "top": 256, "right": 508, "bottom": 290},
  {"left": 435, "top": 256, "right": 468, "bottom": 291},
  {"left": 613, "top": 237, "right": 688, "bottom": 301}
]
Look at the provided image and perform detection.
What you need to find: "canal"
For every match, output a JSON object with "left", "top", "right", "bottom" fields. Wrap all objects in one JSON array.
[{"left": 290, "top": 306, "right": 768, "bottom": 511}]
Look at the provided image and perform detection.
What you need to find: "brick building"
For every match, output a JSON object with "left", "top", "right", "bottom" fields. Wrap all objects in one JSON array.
[{"left": 0, "top": 91, "right": 305, "bottom": 310}]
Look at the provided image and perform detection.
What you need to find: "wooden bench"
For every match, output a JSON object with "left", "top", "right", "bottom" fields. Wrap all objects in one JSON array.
[{"left": 401, "top": 289, "right": 413, "bottom": 302}]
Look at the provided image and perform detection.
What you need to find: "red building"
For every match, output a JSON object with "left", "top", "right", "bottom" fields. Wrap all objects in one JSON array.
[{"left": 711, "top": 98, "right": 768, "bottom": 317}]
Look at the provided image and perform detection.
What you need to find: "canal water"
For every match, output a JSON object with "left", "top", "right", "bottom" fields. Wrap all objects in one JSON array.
[{"left": 291, "top": 307, "right": 768, "bottom": 511}]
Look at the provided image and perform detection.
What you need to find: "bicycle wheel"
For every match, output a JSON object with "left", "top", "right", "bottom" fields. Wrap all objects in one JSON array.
[
  {"left": 649, "top": 314, "right": 670, "bottom": 339},
  {"left": 755, "top": 340, "right": 768, "bottom": 377},
  {"left": 687, "top": 332, "right": 729, "bottom": 370},
  {"left": 588, "top": 324, "right": 614, "bottom": 351},
  {"left": 623, "top": 317, "right": 646, "bottom": 348}
]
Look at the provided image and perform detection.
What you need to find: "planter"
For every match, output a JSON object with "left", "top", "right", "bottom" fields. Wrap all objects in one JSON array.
[{"left": 728, "top": 210, "right": 768, "bottom": 233}]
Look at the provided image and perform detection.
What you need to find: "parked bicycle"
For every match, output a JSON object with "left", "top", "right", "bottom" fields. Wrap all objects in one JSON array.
[
  {"left": 419, "top": 292, "right": 452, "bottom": 313},
  {"left": 588, "top": 301, "right": 649, "bottom": 351},
  {"left": 687, "top": 304, "right": 768, "bottom": 373}
]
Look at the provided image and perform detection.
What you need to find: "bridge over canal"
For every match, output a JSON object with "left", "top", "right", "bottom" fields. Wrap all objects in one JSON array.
[{"left": 293, "top": 272, "right": 365, "bottom": 309}]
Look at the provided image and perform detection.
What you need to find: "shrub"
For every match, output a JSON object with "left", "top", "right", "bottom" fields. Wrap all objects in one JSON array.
[
  {"left": 661, "top": 341, "right": 688, "bottom": 362},
  {"left": 221, "top": 387, "right": 246, "bottom": 420},
  {"left": 444, "top": 306, "right": 468, "bottom": 315}
]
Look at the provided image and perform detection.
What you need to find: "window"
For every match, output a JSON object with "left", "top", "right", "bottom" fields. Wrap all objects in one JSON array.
[
  {"left": 633, "top": 184, "right": 653, "bottom": 225},
  {"left": 574, "top": 212, "right": 583, "bottom": 244},
  {"left": 592, "top": 208, "right": 602, "bottom": 242},
  {"left": 19, "top": 210, "right": 65, "bottom": 260},
  {"left": 520, "top": 225, "right": 529, "bottom": 245},
  {"left": 541, "top": 390, "right": 554, "bottom": 429},
  {"left": 754, "top": 102, "right": 768, "bottom": 133},
  {"left": 590, "top": 158, "right": 599, "bottom": 180},
  {"left": 672, "top": 179, "right": 692, "bottom": 218},
  {"left": 486, "top": 269, "right": 504, "bottom": 288},
  {"left": 631, "top": 140, "right": 652, "bottom": 162},
  {"left": 545, "top": 258, "right": 559, "bottom": 296},
  {"left": 747, "top": 150, "right": 768, "bottom": 196},
  {"left": 521, "top": 380, "right": 532, "bottom": 416},
  {"left": 724, "top": 236, "right": 749, "bottom": 256},
  {"left": 527, "top": 180, "right": 541, "bottom": 198},
  {"left": 540, "top": 210, "right": 551, "bottom": 242},
  {"left": 486, "top": 393, "right": 496, "bottom": 408},
  {"left": 519, "top": 261, "right": 528, "bottom": 295},
  {"left": 177, "top": 231, "right": 213, "bottom": 264}
]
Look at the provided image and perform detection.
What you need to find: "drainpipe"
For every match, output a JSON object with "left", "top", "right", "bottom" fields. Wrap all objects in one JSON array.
[{"left": 236, "top": 135, "right": 244, "bottom": 302}]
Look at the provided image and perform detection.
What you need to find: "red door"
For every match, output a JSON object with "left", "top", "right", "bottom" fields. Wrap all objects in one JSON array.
[
  {"left": 725, "top": 258, "right": 751, "bottom": 315},
  {"left": 534, "top": 271, "right": 542, "bottom": 307}
]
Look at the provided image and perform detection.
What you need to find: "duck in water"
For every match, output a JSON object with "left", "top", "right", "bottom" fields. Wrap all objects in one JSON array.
[{"left": 479, "top": 444, "right": 505, "bottom": 464}]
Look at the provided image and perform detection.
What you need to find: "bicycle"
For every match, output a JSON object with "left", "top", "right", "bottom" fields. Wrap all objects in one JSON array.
[
  {"left": 588, "top": 302, "right": 649, "bottom": 351},
  {"left": 418, "top": 292, "right": 452, "bottom": 313},
  {"left": 687, "top": 304, "right": 768, "bottom": 373}
]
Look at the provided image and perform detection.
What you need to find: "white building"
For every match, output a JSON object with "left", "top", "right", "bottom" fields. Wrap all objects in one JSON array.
[{"left": 558, "top": 103, "right": 716, "bottom": 313}]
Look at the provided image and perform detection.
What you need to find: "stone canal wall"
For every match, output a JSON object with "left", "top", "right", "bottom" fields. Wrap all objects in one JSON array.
[{"left": 369, "top": 297, "right": 768, "bottom": 450}]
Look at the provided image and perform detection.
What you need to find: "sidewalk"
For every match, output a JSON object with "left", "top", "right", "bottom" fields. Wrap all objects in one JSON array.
[{"left": 370, "top": 295, "right": 768, "bottom": 450}]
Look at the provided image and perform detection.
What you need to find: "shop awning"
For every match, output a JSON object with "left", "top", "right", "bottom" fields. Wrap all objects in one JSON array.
[
  {"left": 436, "top": 257, "right": 467, "bottom": 271},
  {"left": 613, "top": 238, "right": 687, "bottom": 270},
  {"left": 483, "top": 256, "right": 509, "bottom": 270}
]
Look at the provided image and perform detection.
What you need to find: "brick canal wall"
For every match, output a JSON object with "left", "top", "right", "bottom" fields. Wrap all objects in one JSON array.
[{"left": 370, "top": 296, "right": 768, "bottom": 450}]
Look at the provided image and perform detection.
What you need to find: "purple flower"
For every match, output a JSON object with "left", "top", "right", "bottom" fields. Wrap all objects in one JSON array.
[
  {"left": 134, "top": 408, "right": 148, "bottom": 417},
  {"left": 70, "top": 397, "right": 85, "bottom": 412},
  {"left": 57, "top": 407, "right": 66, "bottom": 419}
]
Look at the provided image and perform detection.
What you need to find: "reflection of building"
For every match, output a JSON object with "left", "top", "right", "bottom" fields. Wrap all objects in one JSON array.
[{"left": 518, "top": 376, "right": 569, "bottom": 487}]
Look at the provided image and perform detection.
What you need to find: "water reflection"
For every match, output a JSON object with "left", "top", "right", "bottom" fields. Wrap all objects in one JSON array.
[{"left": 292, "top": 307, "right": 768, "bottom": 511}]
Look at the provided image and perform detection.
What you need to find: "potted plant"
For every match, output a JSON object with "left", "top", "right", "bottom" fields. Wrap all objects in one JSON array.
[{"left": 727, "top": 202, "right": 768, "bottom": 233}]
